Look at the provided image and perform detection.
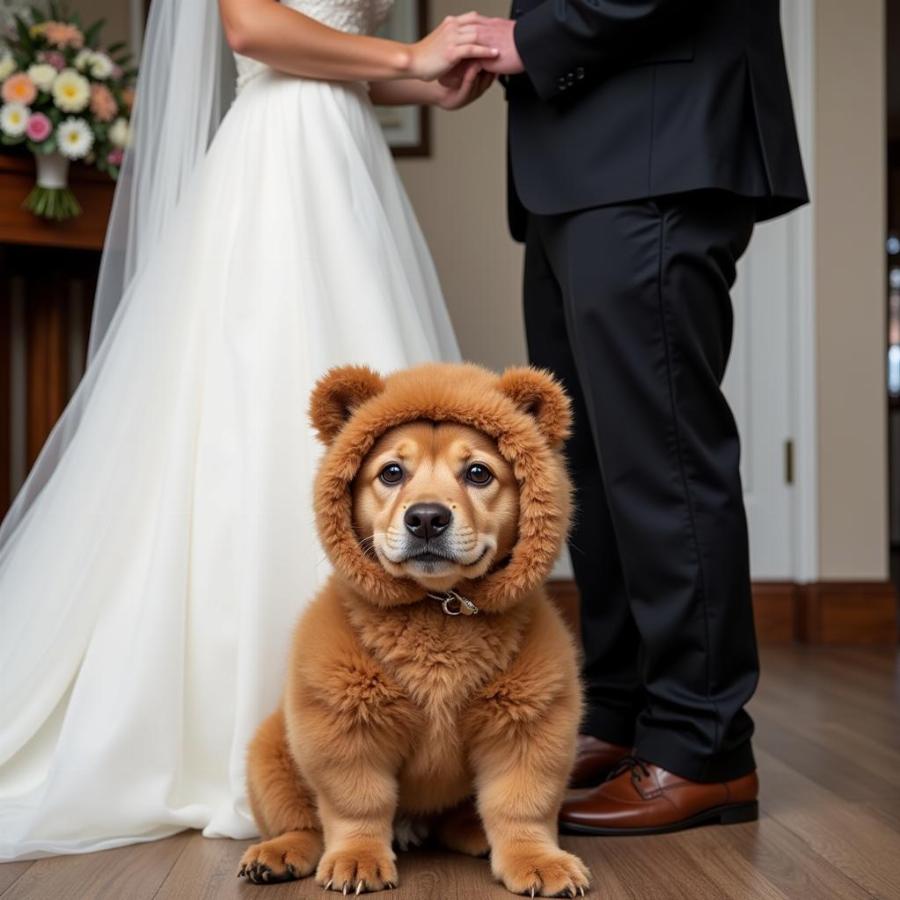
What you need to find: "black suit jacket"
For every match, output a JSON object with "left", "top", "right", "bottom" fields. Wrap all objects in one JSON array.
[{"left": 506, "top": 0, "right": 808, "bottom": 240}]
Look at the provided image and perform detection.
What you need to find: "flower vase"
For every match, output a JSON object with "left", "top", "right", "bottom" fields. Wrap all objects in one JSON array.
[{"left": 23, "top": 152, "right": 82, "bottom": 221}]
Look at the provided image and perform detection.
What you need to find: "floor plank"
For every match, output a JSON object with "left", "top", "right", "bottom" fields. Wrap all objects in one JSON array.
[
  {"left": 1, "top": 833, "right": 190, "bottom": 900},
  {"left": 0, "top": 863, "right": 32, "bottom": 896},
  {"left": 755, "top": 748, "right": 900, "bottom": 899},
  {"left": 2, "top": 647, "right": 899, "bottom": 899}
]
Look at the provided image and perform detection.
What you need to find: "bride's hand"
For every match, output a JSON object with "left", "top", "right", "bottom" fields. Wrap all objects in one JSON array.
[
  {"left": 409, "top": 12, "right": 499, "bottom": 81},
  {"left": 435, "top": 60, "right": 495, "bottom": 110}
]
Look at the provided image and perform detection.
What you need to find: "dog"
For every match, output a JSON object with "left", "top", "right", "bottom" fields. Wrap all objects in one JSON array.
[{"left": 238, "top": 362, "right": 590, "bottom": 897}]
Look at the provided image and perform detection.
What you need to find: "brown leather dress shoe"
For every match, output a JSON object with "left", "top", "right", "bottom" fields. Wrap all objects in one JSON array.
[
  {"left": 560, "top": 757, "right": 758, "bottom": 835},
  {"left": 569, "top": 735, "right": 632, "bottom": 788}
]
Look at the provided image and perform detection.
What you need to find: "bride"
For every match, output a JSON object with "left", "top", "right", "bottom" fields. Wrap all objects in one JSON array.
[{"left": 0, "top": 0, "right": 497, "bottom": 859}]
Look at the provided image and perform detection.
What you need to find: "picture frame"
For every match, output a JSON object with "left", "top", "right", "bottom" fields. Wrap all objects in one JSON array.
[{"left": 374, "top": 0, "right": 431, "bottom": 158}]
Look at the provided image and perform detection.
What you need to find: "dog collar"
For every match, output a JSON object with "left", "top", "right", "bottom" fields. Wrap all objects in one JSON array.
[{"left": 428, "top": 590, "right": 479, "bottom": 616}]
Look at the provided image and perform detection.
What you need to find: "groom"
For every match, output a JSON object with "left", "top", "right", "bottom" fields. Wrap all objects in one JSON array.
[{"left": 468, "top": 1, "right": 808, "bottom": 833}]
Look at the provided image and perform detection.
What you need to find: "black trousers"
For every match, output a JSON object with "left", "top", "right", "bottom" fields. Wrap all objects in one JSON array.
[{"left": 524, "top": 191, "right": 759, "bottom": 782}]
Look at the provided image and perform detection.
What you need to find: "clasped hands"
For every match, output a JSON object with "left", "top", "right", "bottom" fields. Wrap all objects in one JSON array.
[{"left": 412, "top": 12, "right": 524, "bottom": 111}]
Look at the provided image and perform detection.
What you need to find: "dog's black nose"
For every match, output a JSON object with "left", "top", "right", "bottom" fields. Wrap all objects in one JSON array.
[{"left": 404, "top": 503, "right": 452, "bottom": 541}]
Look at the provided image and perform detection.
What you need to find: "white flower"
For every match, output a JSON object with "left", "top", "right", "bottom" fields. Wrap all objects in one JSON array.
[
  {"left": 88, "top": 52, "right": 113, "bottom": 80},
  {"left": 0, "top": 102, "right": 29, "bottom": 137},
  {"left": 0, "top": 52, "right": 16, "bottom": 82},
  {"left": 27, "top": 63, "right": 57, "bottom": 92},
  {"left": 108, "top": 116, "right": 131, "bottom": 148},
  {"left": 52, "top": 68, "right": 90, "bottom": 113},
  {"left": 57, "top": 117, "right": 94, "bottom": 159},
  {"left": 74, "top": 49, "right": 92, "bottom": 72}
]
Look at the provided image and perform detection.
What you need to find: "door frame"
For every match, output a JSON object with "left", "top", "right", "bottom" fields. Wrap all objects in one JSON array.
[{"left": 784, "top": 0, "right": 818, "bottom": 583}]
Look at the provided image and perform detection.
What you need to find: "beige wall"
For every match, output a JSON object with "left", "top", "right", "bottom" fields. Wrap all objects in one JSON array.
[
  {"left": 72, "top": 0, "right": 131, "bottom": 47},
  {"left": 397, "top": 0, "right": 526, "bottom": 370},
  {"left": 814, "top": 0, "right": 888, "bottom": 580}
]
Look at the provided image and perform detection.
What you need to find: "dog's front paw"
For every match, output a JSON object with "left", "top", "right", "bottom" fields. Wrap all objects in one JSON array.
[
  {"left": 238, "top": 830, "right": 323, "bottom": 884},
  {"left": 493, "top": 845, "right": 590, "bottom": 898},
  {"left": 316, "top": 839, "right": 398, "bottom": 894}
]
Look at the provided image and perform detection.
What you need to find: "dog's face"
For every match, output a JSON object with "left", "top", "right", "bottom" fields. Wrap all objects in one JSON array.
[{"left": 352, "top": 422, "right": 519, "bottom": 592}]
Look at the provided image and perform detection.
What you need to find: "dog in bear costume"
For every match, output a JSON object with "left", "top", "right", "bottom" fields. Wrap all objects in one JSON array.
[{"left": 239, "top": 362, "right": 589, "bottom": 897}]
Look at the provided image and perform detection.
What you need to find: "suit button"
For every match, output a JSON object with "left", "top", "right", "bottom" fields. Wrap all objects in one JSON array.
[{"left": 576, "top": 66, "right": 585, "bottom": 80}]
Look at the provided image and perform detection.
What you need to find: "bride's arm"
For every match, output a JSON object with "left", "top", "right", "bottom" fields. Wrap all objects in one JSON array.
[{"left": 219, "top": 0, "right": 499, "bottom": 82}]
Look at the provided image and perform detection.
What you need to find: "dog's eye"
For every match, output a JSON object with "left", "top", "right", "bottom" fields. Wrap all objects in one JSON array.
[
  {"left": 379, "top": 463, "right": 404, "bottom": 486},
  {"left": 465, "top": 463, "right": 494, "bottom": 486}
]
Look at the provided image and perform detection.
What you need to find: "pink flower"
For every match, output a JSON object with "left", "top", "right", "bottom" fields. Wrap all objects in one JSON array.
[
  {"left": 90, "top": 83, "right": 117, "bottom": 122},
  {"left": 106, "top": 147, "right": 124, "bottom": 167},
  {"left": 39, "top": 50, "right": 66, "bottom": 71},
  {"left": 25, "top": 112, "right": 52, "bottom": 142},
  {"left": 43, "top": 22, "right": 84, "bottom": 49},
  {"left": 2, "top": 72, "right": 37, "bottom": 105}
]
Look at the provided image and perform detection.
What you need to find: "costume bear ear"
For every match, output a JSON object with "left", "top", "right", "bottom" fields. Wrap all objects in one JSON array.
[
  {"left": 498, "top": 367, "right": 572, "bottom": 448},
  {"left": 309, "top": 365, "right": 386, "bottom": 444}
]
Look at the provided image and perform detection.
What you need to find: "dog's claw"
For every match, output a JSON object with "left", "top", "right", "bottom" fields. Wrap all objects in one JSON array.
[
  {"left": 530, "top": 887, "right": 536, "bottom": 899},
  {"left": 343, "top": 881, "right": 350, "bottom": 896},
  {"left": 579, "top": 888, "right": 585, "bottom": 897},
  {"left": 356, "top": 880, "right": 364, "bottom": 896},
  {"left": 323, "top": 879, "right": 333, "bottom": 891}
]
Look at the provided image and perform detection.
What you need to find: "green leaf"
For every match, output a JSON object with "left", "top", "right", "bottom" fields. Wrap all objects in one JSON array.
[
  {"left": 14, "top": 15, "right": 33, "bottom": 50},
  {"left": 84, "top": 19, "right": 105, "bottom": 48}
]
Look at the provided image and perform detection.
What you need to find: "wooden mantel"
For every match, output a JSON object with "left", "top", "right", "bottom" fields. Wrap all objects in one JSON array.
[
  {"left": 0, "top": 153, "right": 115, "bottom": 252},
  {"left": 1, "top": 152, "right": 116, "bottom": 514}
]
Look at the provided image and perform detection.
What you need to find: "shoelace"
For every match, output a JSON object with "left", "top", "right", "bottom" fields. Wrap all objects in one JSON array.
[{"left": 608, "top": 755, "right": 652, "bottom": 784}]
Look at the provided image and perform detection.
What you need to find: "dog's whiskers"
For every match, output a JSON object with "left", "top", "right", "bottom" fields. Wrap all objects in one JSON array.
[{"left": 357, "top": 535, "right": 378, "bottom": 559}]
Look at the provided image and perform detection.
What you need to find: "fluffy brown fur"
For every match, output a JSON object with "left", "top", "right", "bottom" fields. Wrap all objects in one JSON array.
[{"left": 239, "top": 363, "right": 589, "bottom": 897}]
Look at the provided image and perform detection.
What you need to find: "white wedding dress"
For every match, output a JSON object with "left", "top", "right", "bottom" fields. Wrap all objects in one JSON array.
[{"left": 0, "top": 0, "right": 459, "bottom": 860}]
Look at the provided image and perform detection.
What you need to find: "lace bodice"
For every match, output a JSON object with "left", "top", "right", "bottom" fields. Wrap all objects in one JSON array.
[{"left": 234, "top": 0, "right": 395, "bottom": 91}]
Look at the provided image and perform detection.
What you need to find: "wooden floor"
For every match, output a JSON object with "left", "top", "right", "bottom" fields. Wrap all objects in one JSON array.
[{"left": 2, "top": 647, "right": 899, "bottom": 900}]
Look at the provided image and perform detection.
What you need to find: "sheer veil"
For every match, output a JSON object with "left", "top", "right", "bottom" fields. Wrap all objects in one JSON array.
[{"left": 0, "top": 0, "right": 235, "bottom": 553}]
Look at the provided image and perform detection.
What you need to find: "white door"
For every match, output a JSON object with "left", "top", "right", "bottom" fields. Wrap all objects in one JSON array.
[{"left": 724, "top": 217, "right": 796, "bottom": 579}]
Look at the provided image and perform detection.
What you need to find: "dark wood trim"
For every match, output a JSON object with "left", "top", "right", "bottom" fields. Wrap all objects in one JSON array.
[
  {"left": 545, "top": 578, "right": 580, "bottom": 639},
  {"left": 0, "top": 255, "right": 10, "bottom": 513},
  {"left": 798, "top": 582, "right": 898, "bottom": 644},
  {"left": 751, "top": 581, "right": 798, "bottom": 643},
  {"left": 546, "top": 579, "right": 899, "bottom": 645},
  {"left": 0, "top": 155, "right": 114, "bottom": 252},
  {"left": 25, "top": 274, "right": 68, "bottom": 467}
]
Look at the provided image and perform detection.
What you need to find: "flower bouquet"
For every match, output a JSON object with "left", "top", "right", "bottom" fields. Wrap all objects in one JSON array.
[{"left": 0, "top": 3, "right": 136, "bottom": 221}]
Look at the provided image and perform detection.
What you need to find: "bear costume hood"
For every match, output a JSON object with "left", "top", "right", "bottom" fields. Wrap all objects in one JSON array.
[{"left": 309, "top": 362, "right": 573, "bottom": 615}]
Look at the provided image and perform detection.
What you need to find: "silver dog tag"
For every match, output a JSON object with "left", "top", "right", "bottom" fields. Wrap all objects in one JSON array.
[{"left": 430, "top": 590, "right": 479, "bottom": 616}]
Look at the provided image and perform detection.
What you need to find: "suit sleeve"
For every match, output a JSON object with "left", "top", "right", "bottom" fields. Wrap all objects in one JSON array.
[{"left": 513, "top": 0, "right": 697, "bottom": 101}]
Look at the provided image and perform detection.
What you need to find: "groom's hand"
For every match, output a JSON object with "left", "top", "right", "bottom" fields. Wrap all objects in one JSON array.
[
  {"left": 470, "top": 16, "right": 524, "bottom": 75},
  {"left": 436, "top": 59, "right": 496, "bottom": 110}
]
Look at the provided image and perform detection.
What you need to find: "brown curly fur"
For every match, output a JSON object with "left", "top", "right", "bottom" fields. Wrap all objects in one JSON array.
[{"left": 239, "top": 363, "right": 590, "bottom": 897}]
